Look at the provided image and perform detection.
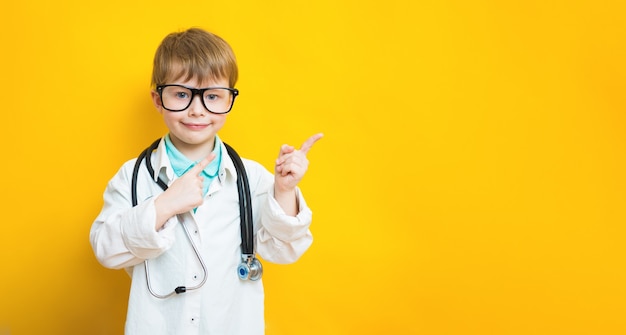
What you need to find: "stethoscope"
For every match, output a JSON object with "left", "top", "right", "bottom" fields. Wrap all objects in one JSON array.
[{"left": 131, "top": 138, "right": 263, "bottom": 299}]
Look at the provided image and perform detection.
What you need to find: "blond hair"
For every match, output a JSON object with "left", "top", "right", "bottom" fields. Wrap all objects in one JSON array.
[{"left": 151, "top": 28, "right": 238, "bottom": 87}]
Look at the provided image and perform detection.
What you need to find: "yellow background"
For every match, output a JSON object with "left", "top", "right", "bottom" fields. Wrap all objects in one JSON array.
[{"left": 1, "top": 0, "right": 625, "bottom": 334}]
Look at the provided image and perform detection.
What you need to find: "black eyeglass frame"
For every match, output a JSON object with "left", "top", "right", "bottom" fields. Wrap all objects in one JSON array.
[{"left": 156, "top": 84, "right": 239, "bottom": 114}]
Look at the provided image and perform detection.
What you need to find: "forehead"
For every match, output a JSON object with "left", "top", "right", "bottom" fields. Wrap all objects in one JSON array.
[
  {"left": 168, "top": 76, "right": 229, "bottom": 88},
  {"left": 165, "top": 62, "right": 228, "bottom": 87}
]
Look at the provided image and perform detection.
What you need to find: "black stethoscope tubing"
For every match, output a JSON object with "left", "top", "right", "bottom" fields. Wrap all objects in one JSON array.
[{"left": 131, "top": 138, "right": 257, "bottom": 299}]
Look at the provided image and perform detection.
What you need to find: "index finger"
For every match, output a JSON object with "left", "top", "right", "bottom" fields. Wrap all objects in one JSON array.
[
  {"left": 189, "top": 153, "right": 215, "bottom": 175},
  {"left": 299, "top": 133, "right": 324, "bottom": 155}
]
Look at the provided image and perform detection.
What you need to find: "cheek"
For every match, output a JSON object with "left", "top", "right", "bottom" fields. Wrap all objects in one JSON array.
[
  {"left": 213, "top": 115, "right": 227, "bottom": 126},
  {"left": 160, "top": 114, "right": 183, "bottom": 131},
  {"left": 162, "top": 112, "right": 182, "bottom": 124}
]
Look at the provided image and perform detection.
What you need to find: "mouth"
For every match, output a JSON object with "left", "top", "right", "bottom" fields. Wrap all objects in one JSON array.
[{"left": 182, "top": 122, "right": 210, "bottom": 130}]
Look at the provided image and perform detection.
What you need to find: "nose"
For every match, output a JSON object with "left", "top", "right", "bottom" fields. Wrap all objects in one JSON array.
[{"left": 187, "top": 93, "right": 206, "bottom": 116}]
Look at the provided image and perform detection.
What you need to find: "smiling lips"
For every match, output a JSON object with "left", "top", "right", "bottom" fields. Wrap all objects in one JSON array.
[{"left": 183, "top": 122, "right": 210, "bottom": 130}]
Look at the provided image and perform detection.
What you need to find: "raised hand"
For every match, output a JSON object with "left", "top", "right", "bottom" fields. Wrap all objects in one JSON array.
[
  {"left": 154, "top": 153, "right": 215, "bottom": 230},
  {"left": 274, "top": 133, "right": 323, "bottom": 194}
]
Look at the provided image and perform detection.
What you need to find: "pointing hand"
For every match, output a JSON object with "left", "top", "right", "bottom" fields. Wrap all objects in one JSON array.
[
  {"left": 274, "top": 133, "right": 323, "bottom": 193},
  {"left": 154, "top": 153, "right": 215, "bottom": 229}
]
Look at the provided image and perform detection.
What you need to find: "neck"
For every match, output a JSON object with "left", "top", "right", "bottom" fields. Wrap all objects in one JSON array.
[{"left": 169, "top": 135, "right": 215, "bottom": 161}]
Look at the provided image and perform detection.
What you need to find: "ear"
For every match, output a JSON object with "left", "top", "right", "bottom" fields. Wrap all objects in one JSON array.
[{"left": 151, "top": 90, "right": 163, "bottom": 111}]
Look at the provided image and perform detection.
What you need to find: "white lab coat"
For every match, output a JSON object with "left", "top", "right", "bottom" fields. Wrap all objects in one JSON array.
[{"left": 90, "top": 138, "right": 313, "bottom": 335}]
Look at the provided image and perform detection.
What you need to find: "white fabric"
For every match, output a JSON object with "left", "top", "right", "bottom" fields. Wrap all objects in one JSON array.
[{"left": 90, "top": 138, "right": 313, "bottom": 335}]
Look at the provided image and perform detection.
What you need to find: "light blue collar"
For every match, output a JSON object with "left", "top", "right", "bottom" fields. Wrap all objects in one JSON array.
[{"left": 164, "top": 134, "right": 222, "bottom": 197}]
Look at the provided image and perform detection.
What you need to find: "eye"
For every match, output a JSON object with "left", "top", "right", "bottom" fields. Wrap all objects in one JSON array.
[
  {"left": 175, "top": 91, "right": 190, "bottom": 99},
  {"left": 205, "top": 89, "right": 228, "bottom": 102}
]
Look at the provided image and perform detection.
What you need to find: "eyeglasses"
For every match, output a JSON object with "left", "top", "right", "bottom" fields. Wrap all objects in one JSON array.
[{"left": 156, "top": 84, "right": 239, "bottom": 114}]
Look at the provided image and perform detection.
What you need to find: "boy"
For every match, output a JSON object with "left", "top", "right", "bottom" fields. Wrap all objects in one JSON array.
[{"left": 90, "top": 28, "right": 322, "bottom": 335}]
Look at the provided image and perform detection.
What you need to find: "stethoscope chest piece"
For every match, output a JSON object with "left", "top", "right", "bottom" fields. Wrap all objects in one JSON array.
[{"left": 237, "top": 255, "right": 263, "bottom": 281}]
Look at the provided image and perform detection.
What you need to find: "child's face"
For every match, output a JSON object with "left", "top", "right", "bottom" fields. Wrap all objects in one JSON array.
[{"left": 151, "top": 76, "right": 230, "bottom": 154}]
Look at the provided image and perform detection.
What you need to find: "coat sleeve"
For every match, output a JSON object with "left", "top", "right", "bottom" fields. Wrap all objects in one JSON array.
[
  {"left": 89, "top": 160, "right": 178, "bottom": 270},
  {"left": 246, "top": 160, "right": 314, "bottom": 264}
]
